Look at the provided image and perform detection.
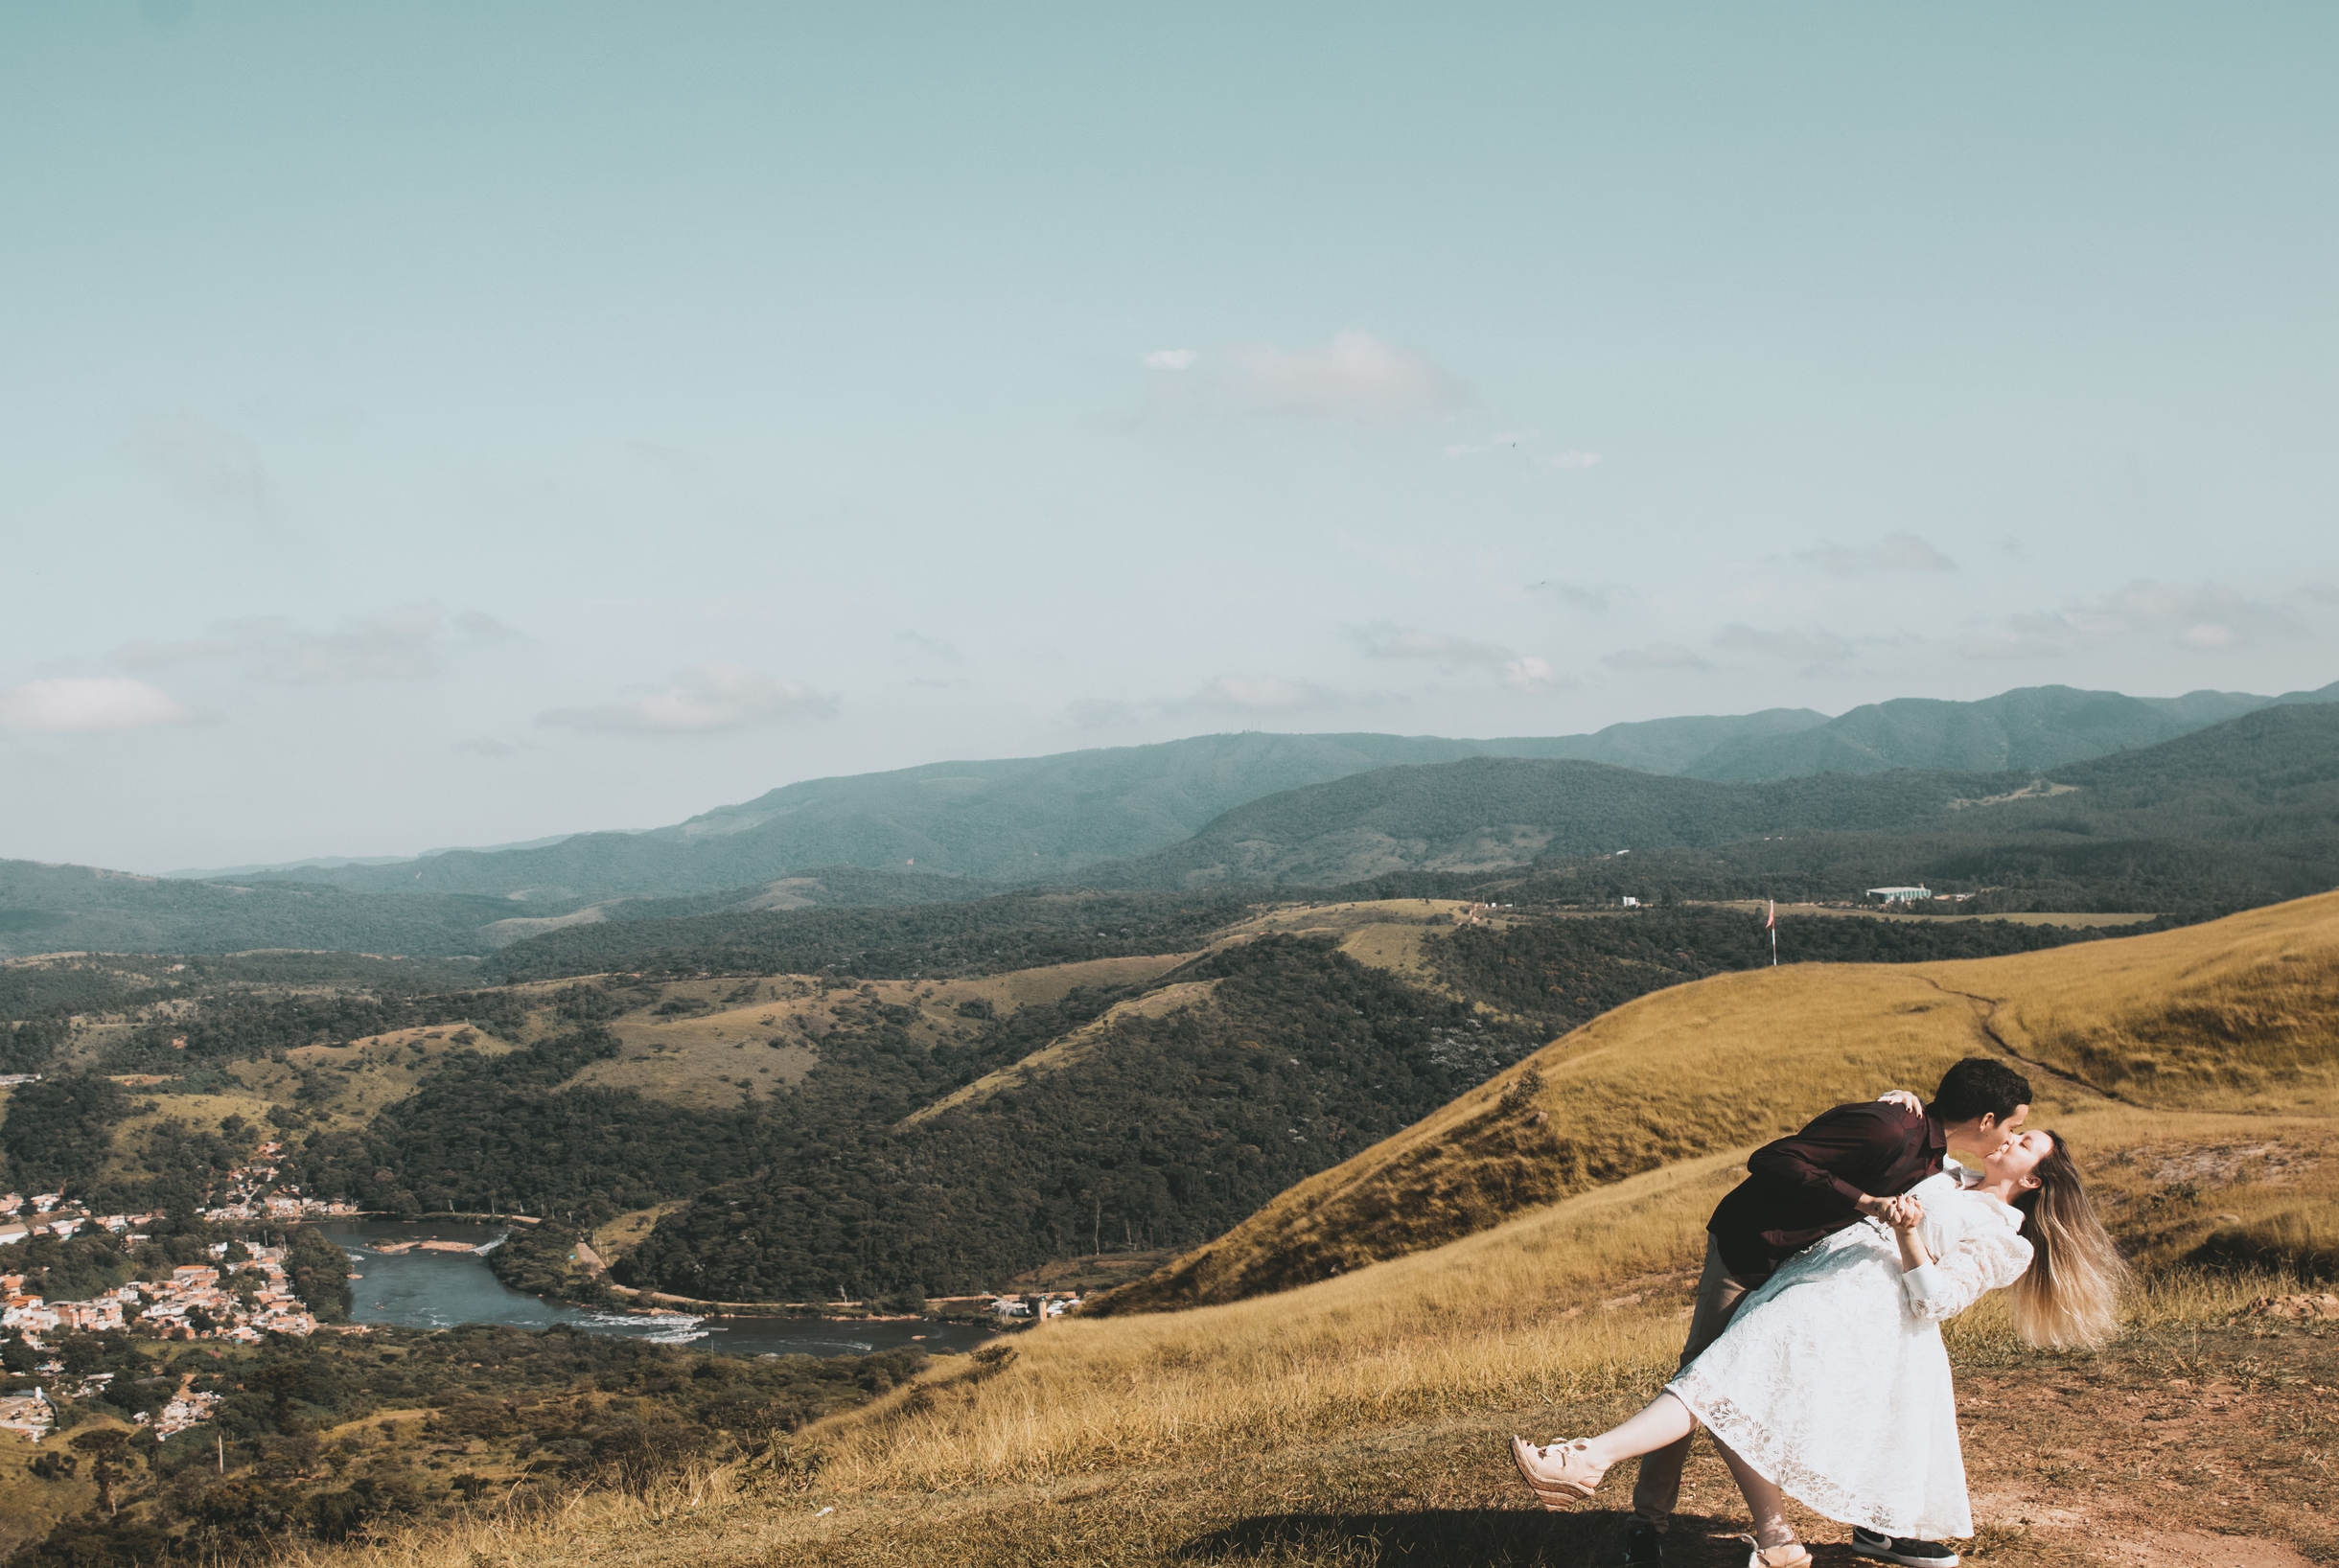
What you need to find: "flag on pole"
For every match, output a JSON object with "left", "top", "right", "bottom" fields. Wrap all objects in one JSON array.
[{"left": 1765, "top": 899, "right": 1778, "bottom": 966}]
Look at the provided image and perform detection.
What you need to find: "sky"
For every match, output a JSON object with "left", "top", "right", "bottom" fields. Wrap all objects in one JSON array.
[{"left": 4, "top": 2, "right": 2336, "bottom": 873}]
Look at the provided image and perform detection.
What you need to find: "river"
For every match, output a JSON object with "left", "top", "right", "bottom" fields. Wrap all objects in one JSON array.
[{"left": 319, "top": 1218, "right": 998, "bottom": 1358}]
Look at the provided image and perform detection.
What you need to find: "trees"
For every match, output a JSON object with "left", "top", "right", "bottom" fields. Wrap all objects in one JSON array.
[{"left": 70, "top": 1427, "right": 132, "bottom": 1515}]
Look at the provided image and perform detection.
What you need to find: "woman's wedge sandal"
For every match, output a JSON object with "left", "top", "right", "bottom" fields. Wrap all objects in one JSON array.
[
  {"left": 1737, "top": 1537, "right": 1814, "bottom": 1568},
  {"left": 1508, "top": 1435, "right": 1609, "bottom": 1509}
]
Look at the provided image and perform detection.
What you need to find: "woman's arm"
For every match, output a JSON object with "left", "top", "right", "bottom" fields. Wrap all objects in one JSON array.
[
  {"left": 1892, "top": 1200, "right": 1934, "bottom": 1275},
  {"left": 1891, "top": 1200, "right": 2033, "bottom": 1323}
]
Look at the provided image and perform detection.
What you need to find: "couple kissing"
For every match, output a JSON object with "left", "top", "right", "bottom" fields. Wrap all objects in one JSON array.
[{"left": 1510, "top": 1058, "right": 2127, "bottom": 1568}]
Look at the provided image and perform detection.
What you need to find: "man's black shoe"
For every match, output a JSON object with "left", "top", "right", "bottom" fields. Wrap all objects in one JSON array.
[
  {"left": 1617, "top": 1518, "right": 1665, "bottom": 1564},
  {"left": 1850, "top": 1525, "right": 1959, "bottom": 1566}
]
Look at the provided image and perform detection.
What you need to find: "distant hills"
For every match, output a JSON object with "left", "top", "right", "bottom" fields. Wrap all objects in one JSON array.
[
  {"left": 207, "top": 716, "right": 1829, "bottom": 900},
  {"left": 0, "top": 861, "right": 984, "bottom": 962},
  {"left": 1679, "top": 683, "right": 2289, "bottom": 781},
  {"left": 3, "top": 680, "right": 2332, "bottom": 958},
  {"left": 174, "top": 680, "right": 2335, "bottom": 907},
  {"left": 1099, "top": 701, "right": 2339, "bottom": 895}
]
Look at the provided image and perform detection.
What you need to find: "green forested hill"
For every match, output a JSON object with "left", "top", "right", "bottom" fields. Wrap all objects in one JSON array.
[
  {"left": 0, "top": 860, "right": 522, "bottom": 960},
  {"left": 1678, "top": 682, "right": 2297, "bottom": 781},
  {"left": 170, "top": 684, "right": 2333, "bottom": 911},
  {"left": 482, "top": 888, "right": 1257, "bottom": 983},
  {"left": 228, "top": 720, "right": 1828, "bottom": 902},
  {"left": 15, "top": 682, "right": 2333, "bottom": 960},
  {"left": 1085, "top": 702, "right": 2339, "bottom": 905},
  {"left": 1093, "top": 758, "right": 1979, "bottom": 888}
]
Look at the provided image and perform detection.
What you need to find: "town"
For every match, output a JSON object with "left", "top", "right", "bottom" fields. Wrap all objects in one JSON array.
[{"left": 0, "top": 1143, "right": 348, "bottom": 1451}]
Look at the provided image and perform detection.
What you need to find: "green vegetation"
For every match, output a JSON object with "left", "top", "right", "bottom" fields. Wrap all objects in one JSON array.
[
  {"left": 283, "top": 1027, "right": 759, "bottom": 1223},
  {"left": 0, "top": 1075, "right": 132, "bottom": 1192},
  {"left": 0, "top": 859, "right": 526, "bottom": 961},
  {"left": 229, "top": 723, "right": 1831, "bottom": 902},
  {"left": 1677, "top": 680, "right": 2310, "bottom": 781},
  {"left": 487, "top": 1226, "right": 616, "bottom": 1306},
  {"left": 618, "top": 935, "right": 1528, "bottom": 1302},
  {"left": 2, "top": 1322, "right": 928, "bottom": 1565},
  {"left": 484, "top": 888, "right": 1254, "bottom": 984},
  {"left": 1100, "top": 701, "right": 2339, "bottom": 915}
]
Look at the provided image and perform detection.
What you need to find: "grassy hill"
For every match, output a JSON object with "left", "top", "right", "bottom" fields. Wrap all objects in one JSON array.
[
  {"left": 1100, "top": 888, "right": 2339, "bottom": 1314},
  {"left": 171, "top": 890, "right": 2339, "bottom": 1568}
]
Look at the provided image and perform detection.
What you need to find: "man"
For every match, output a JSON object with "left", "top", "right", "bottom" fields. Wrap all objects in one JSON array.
[{"left": 1616, "top": 1056, "right": 2033, "bottom": 1568}]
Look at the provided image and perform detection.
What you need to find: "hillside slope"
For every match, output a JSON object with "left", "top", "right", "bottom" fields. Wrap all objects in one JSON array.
[{"left": 1100, "top": 887, "right": 2339, "bottom": 1313}]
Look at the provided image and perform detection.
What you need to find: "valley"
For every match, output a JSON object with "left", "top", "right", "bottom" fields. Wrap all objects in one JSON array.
[{"left": 3, "top": 689, "right": 2336, "bottom": 1567}]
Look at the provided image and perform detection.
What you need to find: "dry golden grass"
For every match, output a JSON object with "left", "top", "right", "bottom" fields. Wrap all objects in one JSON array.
[
  {"left": 258, "top": 1117, "right": 2331, "bottom": 1568},
  {"left": 1921, "top": 893, "right": 2339, "bottom": 1113},
  {"left": 1111, "top": 890, "right": 2339, "bottom": 1312},
  {"left": 0, "top": 1429, "right": 99, "bottom": 1557}
]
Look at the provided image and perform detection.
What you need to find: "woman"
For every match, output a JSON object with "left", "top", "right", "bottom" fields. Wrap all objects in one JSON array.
[{"left": 1510, "top": 1129, "right": 2126, "bottom": 1568}]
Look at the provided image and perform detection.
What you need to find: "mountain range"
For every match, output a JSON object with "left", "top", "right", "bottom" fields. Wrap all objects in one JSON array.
[
  {"left": 181, "top": 680, "right": 2334, "bottom": 901},
  {"left": 3, "top": 679, "right": 2333, "bottom": 959}
]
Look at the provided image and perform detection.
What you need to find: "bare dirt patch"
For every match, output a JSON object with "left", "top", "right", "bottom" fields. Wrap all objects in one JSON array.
[{"left": 2150, "top": 1142, "right": 2324, "bottom": 1188}]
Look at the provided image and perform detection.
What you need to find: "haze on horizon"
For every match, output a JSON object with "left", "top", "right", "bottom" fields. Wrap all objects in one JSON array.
[{"left": 4, "top": 2, "right": 2335, "bottom": 874}]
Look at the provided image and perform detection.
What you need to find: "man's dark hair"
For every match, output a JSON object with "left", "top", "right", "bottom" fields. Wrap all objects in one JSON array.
[{"left": 1929, "top": 1057, "right": 2033, "bottom": 1124}]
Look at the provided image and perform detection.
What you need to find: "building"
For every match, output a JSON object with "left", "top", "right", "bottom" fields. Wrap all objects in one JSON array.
[{"left": 1865, "top": 886, "right": 1934, "bottom": 903}]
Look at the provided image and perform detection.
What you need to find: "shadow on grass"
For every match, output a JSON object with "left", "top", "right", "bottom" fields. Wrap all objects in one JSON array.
[{"left": 1173, "top": 1508, "right": 1844, "bottom": 1566}]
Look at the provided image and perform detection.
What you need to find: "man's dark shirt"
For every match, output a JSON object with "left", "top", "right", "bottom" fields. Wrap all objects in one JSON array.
[{"left": 1706, "top": 1101, "right": 1947, "bottom": 1283}]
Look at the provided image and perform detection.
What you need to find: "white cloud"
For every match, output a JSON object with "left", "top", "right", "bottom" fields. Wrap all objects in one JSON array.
[
  {"left": 117, "top": 605, "right": 516, "bottom": 684},
  {"left": 1714, "top": 624, "right": 1856, "bottom": 669},
  {"left": 540, "top": 661, "right": 833, "bottom": 734},
  {"left": 1354, "top": 622, "right": 1571, "bottom": 690},
  {"left": 1545, "top": 450, "right": 1602, "bottom": 471},
  {"left": 1797, "top": 532, "right": 1956, "bottom": 575},
  {"left": 1228, "top": 329, "right": 1463, "bottom": 423},
  {"left": 1604, "top": 642, "right": 1713, "bottom": 672},
  {"left": 1143, "top": 349, "right": 1198, "bottom": 371},
  {"left": 454, "top": 737, "right": 521, "bottom": 758},
  {"left": 1, "top": 676, "right": 193, "bottom": 733},
  {"left": 1960, "top": 580, "right": 2280, "bottom": 659},
  {"left": 1500, "top": 656, "right": 1563, "bottom": 691},
  {"left": 127, "top": 412, "right": 269, "bottom": 515}
]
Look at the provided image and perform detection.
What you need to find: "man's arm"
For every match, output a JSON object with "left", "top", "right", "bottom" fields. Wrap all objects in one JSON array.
[{"left": 1745, "top": 1100, "right": 1920, "bottom": 1218}]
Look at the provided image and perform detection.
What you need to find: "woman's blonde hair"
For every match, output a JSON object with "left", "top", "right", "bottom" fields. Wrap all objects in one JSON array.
[{"left": 2008, "top": 1131, "right": 2129, "bottom": 1349}]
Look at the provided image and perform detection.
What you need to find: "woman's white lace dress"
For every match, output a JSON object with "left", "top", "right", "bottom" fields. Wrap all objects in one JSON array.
[{"left": 1665, "top": 1169, "right": 2032, "bottom": 1540}]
